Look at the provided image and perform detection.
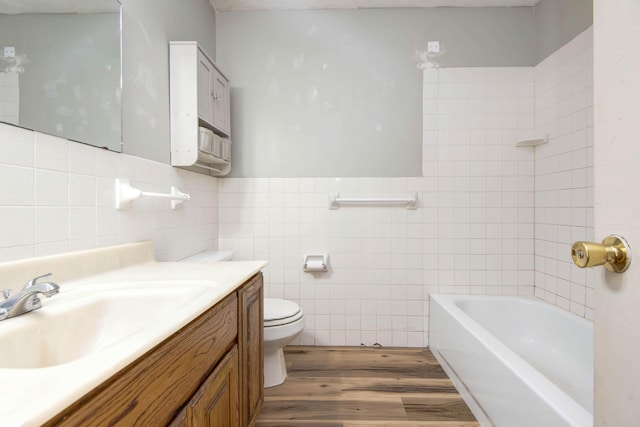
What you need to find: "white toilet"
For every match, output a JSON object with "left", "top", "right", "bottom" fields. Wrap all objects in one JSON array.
[
  {"left": 263, "top": 298, "right": 305, "bottom": 388},
  {"left": 180, "top": 250, "right": 305, "bottom": 388}
]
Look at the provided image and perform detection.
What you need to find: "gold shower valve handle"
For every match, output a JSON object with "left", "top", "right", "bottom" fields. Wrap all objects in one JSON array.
[{"left": 571, "top": 235, "right": 631, "bottom": 273}]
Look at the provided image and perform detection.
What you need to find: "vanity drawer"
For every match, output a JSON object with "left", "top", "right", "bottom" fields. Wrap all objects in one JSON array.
[{"left": 44, "top": 292, "right": 238, "bottom": 426}]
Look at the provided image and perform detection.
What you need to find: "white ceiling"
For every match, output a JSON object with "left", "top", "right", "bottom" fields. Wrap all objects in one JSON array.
[{"left": 210, "top": 0, "right": 540, "bottom": 11}]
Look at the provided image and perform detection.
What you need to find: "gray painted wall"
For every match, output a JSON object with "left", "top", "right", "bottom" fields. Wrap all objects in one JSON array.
[
  {"left": 534, "top": 0, "right": 592, "bottom": 63},
  {"left": 0, "top": 13, "right": 121, "bottom": 151},
  {"left": 0, "top": 4, "right": 593, "bottom": 172},
  {"left": 216, "top": 8, "right": 535, "bottom": 177},
  {"left": 121, "top": 0, "right": 217, "bottom": 163}
]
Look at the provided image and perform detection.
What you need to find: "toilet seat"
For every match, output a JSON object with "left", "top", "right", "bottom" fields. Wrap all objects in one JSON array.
[{"left": 264, "top": 298, "right": 303, "bottom": 327}]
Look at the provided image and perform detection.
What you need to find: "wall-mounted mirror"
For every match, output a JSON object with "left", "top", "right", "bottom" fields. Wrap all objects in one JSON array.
[{"left": 0, "top": 0, "right": 122, "bottom": 152}]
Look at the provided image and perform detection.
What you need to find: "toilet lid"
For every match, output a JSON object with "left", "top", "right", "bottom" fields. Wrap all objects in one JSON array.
[{"left": 264, "top": 298, "right": 303, "bottom": 327}]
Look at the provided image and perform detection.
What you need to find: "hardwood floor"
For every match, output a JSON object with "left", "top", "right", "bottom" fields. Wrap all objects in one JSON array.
[{"left": 256, "top": 346, "right": 480, "bottom": 427}]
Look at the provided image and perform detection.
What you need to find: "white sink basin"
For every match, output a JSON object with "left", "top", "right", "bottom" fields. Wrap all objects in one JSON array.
[{"left": 0, "top": 284, "right": 211, "bottom": 369}]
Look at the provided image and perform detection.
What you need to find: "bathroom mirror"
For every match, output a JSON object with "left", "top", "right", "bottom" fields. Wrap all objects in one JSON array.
[{"left": 0, "top": 0, "right": 122, "bottom": 152}]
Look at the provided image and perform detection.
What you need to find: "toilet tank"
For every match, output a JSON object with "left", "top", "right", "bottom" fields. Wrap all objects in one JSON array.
[{"left": 180, "top": 250, "right": 234, "bottom": 263}]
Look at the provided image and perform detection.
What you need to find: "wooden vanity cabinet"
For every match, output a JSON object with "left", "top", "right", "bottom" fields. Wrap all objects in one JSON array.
[
  {"left": 238, "top": 273, "right": 264, "bottom": 426},
  {"left": 45, "top": 273, "right": 264, "bottom": 427},
  {"left": 173, "top": 274, "right": 264, "bottom": 427},
  {"left": 169, "top": 346, "right": 240, "bottom": 427}
]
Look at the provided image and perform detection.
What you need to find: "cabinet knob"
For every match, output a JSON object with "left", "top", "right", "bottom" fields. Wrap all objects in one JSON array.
[{"left": 213, "top": 92, "right": 221, "bottom": 100}]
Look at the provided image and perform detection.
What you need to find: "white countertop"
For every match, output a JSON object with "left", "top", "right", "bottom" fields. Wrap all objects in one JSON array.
[{"left": 0, "top": 253, "right": 267, "bottom": 427}]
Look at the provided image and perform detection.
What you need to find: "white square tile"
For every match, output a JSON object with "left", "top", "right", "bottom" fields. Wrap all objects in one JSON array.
[
  {"left": 69, "top": 207, "right": 97, "bottom": 239},
  {"left": 69, "top": 174, "right": 96, "bottom": 207},
  {"left": 0, "top": 165, "right": 33, "bottom": 205},
  {"left": 35, "top": 206, "right": 68, "bottom": 243},
  {"left": 0, "top": 206, "right": 34, "bottom": 246},
  {"left": 35, "top": 169, "right": 68, "bottom": 206}
]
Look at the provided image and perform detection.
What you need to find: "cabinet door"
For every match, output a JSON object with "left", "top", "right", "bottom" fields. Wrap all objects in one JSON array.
[
  {"left": 197, "top": 49, "right": 215, "bottom": 126},
  {"left": 212, "top": 69, "right": 230, "bottom": 136},
  {"left": 196, "top": 48, "right": 230, "bottom": 137},
  {"left": 186, "top": 345, "right": 240, "bottom": 427},
  {"left": 239, "top": 273, "right": 264, "bottom": 427}
]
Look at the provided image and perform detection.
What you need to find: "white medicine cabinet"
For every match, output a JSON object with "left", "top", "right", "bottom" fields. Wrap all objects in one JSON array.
[{"left": 169, "top": 41, "right": 231, "bottom": 176}]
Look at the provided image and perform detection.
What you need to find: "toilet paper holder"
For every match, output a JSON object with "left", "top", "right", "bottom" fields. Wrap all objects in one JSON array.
[{"left": 303, "top": 253, "right": 328, "bottom": 272}]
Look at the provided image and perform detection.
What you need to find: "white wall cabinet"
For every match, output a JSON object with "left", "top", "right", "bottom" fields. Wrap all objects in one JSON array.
[
  {"left": 211, "top": 63, "right": 231, "bottom": 135},
  {"left": 170, "top": 41, "right": 231, "bottom": 176},
  {"left": 196, "top": 49, "right": 230, "bottom": 135}
]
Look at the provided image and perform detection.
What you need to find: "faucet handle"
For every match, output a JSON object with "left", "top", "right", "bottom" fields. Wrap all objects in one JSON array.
[
  {"left": 2, "top": 289, "right": 10, "bottom": 300},
  {"left": 24, "top": 273, "right": 53, "bottom": 289}
]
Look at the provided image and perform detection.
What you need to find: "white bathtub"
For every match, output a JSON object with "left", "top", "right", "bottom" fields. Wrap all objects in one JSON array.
[{"left": 429, "top": 294, "right": 593, "bottom": 427}]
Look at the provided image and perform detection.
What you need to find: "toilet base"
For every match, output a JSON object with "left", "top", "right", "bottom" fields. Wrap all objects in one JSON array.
[{"left": 264, "top": 346, "right": 288, "bottom": 388}]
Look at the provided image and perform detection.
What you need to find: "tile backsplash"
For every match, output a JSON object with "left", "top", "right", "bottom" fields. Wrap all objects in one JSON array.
[{"left": 0, "top": 123, "right": 219, "bottom": 263}]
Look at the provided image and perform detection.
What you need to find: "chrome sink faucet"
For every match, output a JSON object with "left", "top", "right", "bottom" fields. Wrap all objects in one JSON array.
[{"left": 0, "top": 273, "right": 60, "bottom": 321}]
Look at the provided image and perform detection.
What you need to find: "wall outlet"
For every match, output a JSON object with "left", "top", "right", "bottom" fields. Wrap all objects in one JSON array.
[
  {"left": 427, "top": 41, "right": 440, "bottom": 53},
  {"left": 4, "top": 46, "right": 15, "bottom": 58}
]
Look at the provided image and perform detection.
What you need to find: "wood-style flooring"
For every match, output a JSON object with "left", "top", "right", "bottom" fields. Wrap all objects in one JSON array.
[{"left": 256, "top": 346, "right": 479, "bottom": 427}]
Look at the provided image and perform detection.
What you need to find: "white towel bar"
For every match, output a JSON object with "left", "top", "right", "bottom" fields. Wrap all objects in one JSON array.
[
  {"left": 115, "top": 179, "right": 190, "bottom": 210},
  {"left": 329, "top": 192, "right": 418, "bottom": 210}
]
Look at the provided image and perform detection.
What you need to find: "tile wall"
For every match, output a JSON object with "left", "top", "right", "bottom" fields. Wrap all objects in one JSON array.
[
  {"left": 422, "top": 66, "right": 537, "bottom": 298},
  {"left": 0, "top": 71, "right": 19, "bottom": 125},
  {"left": 219, "top": 176, "right": 429, "bottom": 347},
  {"left": 218, "top": 66, "right": 537, "bottom": 347},
  {"left": 533, "top": 27, "right": 596, "bottom": 319},
  {"left": 219, "top": 29, "right": 595, "bottom": 346},
  {"left": 0, "top": 123, "right": 219, "bottom": 263}
]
